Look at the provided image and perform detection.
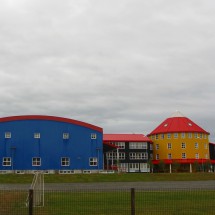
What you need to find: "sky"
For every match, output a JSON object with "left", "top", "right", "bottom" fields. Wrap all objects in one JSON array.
[{"left": 0, "top": 0, "right": 215, "bottom": 140}]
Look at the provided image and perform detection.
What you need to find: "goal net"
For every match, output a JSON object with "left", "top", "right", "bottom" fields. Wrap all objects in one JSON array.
[{"left": 26, "top": 171, "right": 44, "bottom": 207}]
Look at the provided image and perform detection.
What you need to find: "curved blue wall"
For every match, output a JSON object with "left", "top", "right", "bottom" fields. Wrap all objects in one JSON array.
[{"left": 0, "top": 116, "right": 103, "bottom": 171}]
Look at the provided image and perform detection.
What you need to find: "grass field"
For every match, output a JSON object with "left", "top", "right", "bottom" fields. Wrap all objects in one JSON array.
[
  {"left": 1, "top": 189, "right": 215, "bottom": 215},
  {"left": 0, "top": 172, "right": 215, "bottom": 183}
]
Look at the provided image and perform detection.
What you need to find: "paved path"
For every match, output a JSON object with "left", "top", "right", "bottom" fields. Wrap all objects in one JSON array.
[{"left": 0, "top": 181, "right": 215, "bottom": 191}]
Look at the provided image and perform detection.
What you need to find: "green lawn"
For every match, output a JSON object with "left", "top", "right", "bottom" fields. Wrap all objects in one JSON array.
[
  {"left": 0, "top": 172, "right": 215, "bottom": 183},
  {"left": 1, "top": 190, "right": 215, "bottom": 215}
]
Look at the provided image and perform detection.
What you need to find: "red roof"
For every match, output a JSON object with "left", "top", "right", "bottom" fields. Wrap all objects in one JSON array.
[
  {"left": 148, "top": 112, "right": 209, "bottom": 135},
  {"left": 0, "top": 115, "right": 103, "bottom": 132},
  {"left": 103, "top": 134, "right": 152, "bottom": 142}
]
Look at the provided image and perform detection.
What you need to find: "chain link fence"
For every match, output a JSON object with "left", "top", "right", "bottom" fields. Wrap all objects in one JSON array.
[{"left": 1, "top": 187, "right": 215, "bottom": 214}]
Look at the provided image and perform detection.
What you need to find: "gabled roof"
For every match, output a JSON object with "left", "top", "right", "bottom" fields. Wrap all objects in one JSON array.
[
  {"left": 148, "top": 111, "right": 209, "bottom": 135},
  {"left": 103, "top": 134, "right": 152, "bottom": 142},
  {"left": 0, "top": 115, "right": 103, "bottom": 132}
]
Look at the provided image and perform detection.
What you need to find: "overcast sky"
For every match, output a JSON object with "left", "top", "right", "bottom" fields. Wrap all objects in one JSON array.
[{"left": 0, "top": 0, "right": 215, "bottom": 140}]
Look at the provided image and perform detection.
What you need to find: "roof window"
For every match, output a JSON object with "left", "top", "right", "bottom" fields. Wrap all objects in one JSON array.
[
  {"left": 188, "top": 123, "right": 192, "bottom": 126},
  {"left": 164, "top": 123, "right": 168, "bottom": 127}
]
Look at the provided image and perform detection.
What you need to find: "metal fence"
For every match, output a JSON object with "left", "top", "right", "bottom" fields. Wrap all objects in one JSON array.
[{"left": 1, "top": 188, "right": 215, "bottom": 215}]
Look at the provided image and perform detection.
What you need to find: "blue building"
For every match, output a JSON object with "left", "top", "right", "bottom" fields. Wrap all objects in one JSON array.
[{"left": 0, "top": 115, "right": 103, "bottom": 173}]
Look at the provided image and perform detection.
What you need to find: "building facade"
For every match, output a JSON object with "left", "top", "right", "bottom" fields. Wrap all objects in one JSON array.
[
  {"left": 148, "top": 111, "right": 211, "bottom": 172},
  {"left": 103, "top": 134, "right": 153, "bottom": 173},
  {"left": 0, "top": 115, "right": 103, "bottom": 173}
]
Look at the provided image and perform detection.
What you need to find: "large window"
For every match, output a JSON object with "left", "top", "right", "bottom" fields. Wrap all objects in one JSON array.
[
  {"left": 89, "top": 157, "right": 97, "bottom": 166},
  {"left": 129, "top": 142, "right": 147, "bottom": 149},
  {"left": 61, "top": 157, "right": 70, "bottom": 166},
  {"left": 32, "top": 157, "right": 41, "bottom": 166},
  {"left": 3, "top": 157, "right": 11, "bottom": 166},
  {"left": 129, "top": 152, "right": 148, "bottom": 160},
  {"left": 113, "top": 142, "right": 125, "bottom": 149},
  {"left": 106, "top": 152, "right": 125, "bottom": 160}
]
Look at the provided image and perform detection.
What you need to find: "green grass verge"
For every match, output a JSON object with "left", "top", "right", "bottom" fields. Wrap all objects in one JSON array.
[{"left": 0, "top": 172, "right": 215, "bottom": 184}]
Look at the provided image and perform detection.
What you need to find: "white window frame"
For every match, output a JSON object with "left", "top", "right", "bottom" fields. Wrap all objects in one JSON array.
[
  {"left": 174, "top": 133, "right": 178, "bottom": 139},
  {"left": 61, "top": 157, "right": 70, "bottom": 166},
  {"left": 91, "top": 133, "right": 97, "bottom": 139},
  {"left": 181, "top": 133, "right": 185, "bottom": 139},
  {"left": 129, "top": 142, "right": 147, "bottom": 149},
  {"left": 34, "top": 133, "right": 40, "bottom": 139},
  {"left": 167, "top": 133, "right": 171, "bottom": 139},
  {"left": 63, "top": 133, "right": 69, "bottom": 139},
  {"left": 106, "top": 152, "right": 125, "bottom": 160},
  {"left": 160, "top": 134, "right": 164, "bottom": 139},
  {"left": 89, "top": 157, "right": 97, "bottom": 166},
  {"left": 2, "top": 157, "right": 11, "bottom": 166},
  {"left": 167, "top": 143, "right": 172, "bottom": 149},
  {"left": 113, "top": 142, "right": 125, "bottom": 149},
  {"left": 195, "top": 143, "right": 198, "bottom": 149},
  {"left": 129, "top": 152, "right": 148, "bottom": 160},
  {"left": 194, "top": 133, "right": 198, "bottom": 139},
  {"left": 32, "top": 157, "right": 41, "bottom": 166},
  {"left": 5, "top": 132, "right": 11, "bottom": 139},
  {"left": 204, "top": 143, "right": 208, "bottom": 149},
  {"left": 182, "top": 153, "right": 186, "bottom": 159},
  {"left": 156, "top": 144, "right": 159, "bottom": 150},
  {"left": 181, "top": 143, "right": 186, "bottom": 149},
  {"left": 167, "top": 153, "right": 172, "bottom": 159},
  {"left": 155, "top": 134, "right": 159, "bottom": 140},
  {"left": 156, "top": 154, "right": 159, "bottom": 160},
  {"left": 195, "top": 153, "right": 199, "bottom": 159},
  {"left": 188, "top": 133, "right": 192, "bottom": 139}
]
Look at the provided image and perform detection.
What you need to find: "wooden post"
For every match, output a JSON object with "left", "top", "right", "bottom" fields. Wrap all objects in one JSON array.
[
  {"left": 131, "top": 188, "right": 135, "bottom": 215},
  {"left": 29, "top": 189, "right": 33, "bottom": 215}
]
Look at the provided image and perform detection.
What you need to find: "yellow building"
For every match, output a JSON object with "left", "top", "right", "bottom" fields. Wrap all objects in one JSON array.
[{"left": 148, "top": 111, "right": 210, "bottom": 172}]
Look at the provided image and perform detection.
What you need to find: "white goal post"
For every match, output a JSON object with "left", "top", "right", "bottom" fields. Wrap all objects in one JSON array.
[{"left": 26, "top": 171, "right": 44, "bottom": 207}]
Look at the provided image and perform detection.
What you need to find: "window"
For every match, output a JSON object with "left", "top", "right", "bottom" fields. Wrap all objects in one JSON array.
[
  {"left": 129, "top": 142, "right": 147, "bottom": 149},
  {"left": 156, "top": 144, "right": 159, "bottom": 150},
  {"left": 160, "top": 134, "right": 164, "bottom": 139},
  {"left": 61, "top": 157, "right": 70, "bottom": 166},
  {"left": 167, "top": 143, "right": 172, "bottom": 149},
  {"left": 174, "top": 133, "right": 178, "bottom": 139},
  {"left": 204, "top": 134, "right": 207, "bottom": 139},
  {"left": 181, "top": 143, "right": 186, "bottom": 149},
  {"left": 199, "top": 133, "right": 202, "bottom": 139},
  {"left": 181, "top": 133, "right": 185, "bottom": 139},
  {"left": 188, "top": 133, "right": 192, "bottom": 139},
  {"left": 156, "top": 154, "right": 159, "bottom": 160},
  {"left": 182, "top": 153, "right": 186, "bottom": 159},
  {"left": 129, "top": 152, "right": 148, "bottom": 160},
  {"left": 3, "top": 157, "right": 11, "bottom": 166},
  {"left": 195, "top": 153, "right": 199, "bottom": 159},
  {"left": 167, "top": 133, "right": 171, "bottom": 139},
  {"left": 167, "top": 153, "right": 172, "bottom": 159},
  {"left": 5, "top": 132, "right": 11, "bottom": 139},
  {"left": 32, "top": 157, "right": 41, "bottom": 166},
  {"left": 150, "top": 144, "right": 153, "bottom": 150},
  {"left": 63, "top": 133, "right": 69, "bottom": 139},
  {"left": 89, "top": 157, "right": 97, "bottom": 166},
  {"left": 155, "top": 134, "right": 159, "bottom": 140},
  {"left": 91, "top": 133, "right": 97, "bottom": 139},
  {"left": 34, "top": 133, "right": 40, "bottom": 139},
  {"left": 194, "top": 133, "right": 198, "bottom": 139},
  {"left": 113, "top": 142, "right": 125, "bottom": 149},
  {"left": 204, "top": 143, "right": 208, "bottom": 149},
  {"left": 195, "top": 143, "right": 198, "bottom": 149},
  {"left": 205, "top": 154, "right": 208, "bottom": 159},
  {"left": 106, "top": 152, "right": 125, "bottom": 160}
]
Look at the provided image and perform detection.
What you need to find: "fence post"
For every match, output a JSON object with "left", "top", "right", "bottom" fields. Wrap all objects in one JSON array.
[
  {"left": 29, "top": 189, "right": 33, "bottom": 215},
  {"left": 131, "top": 188, "right": 135, "bottom": 215}
]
